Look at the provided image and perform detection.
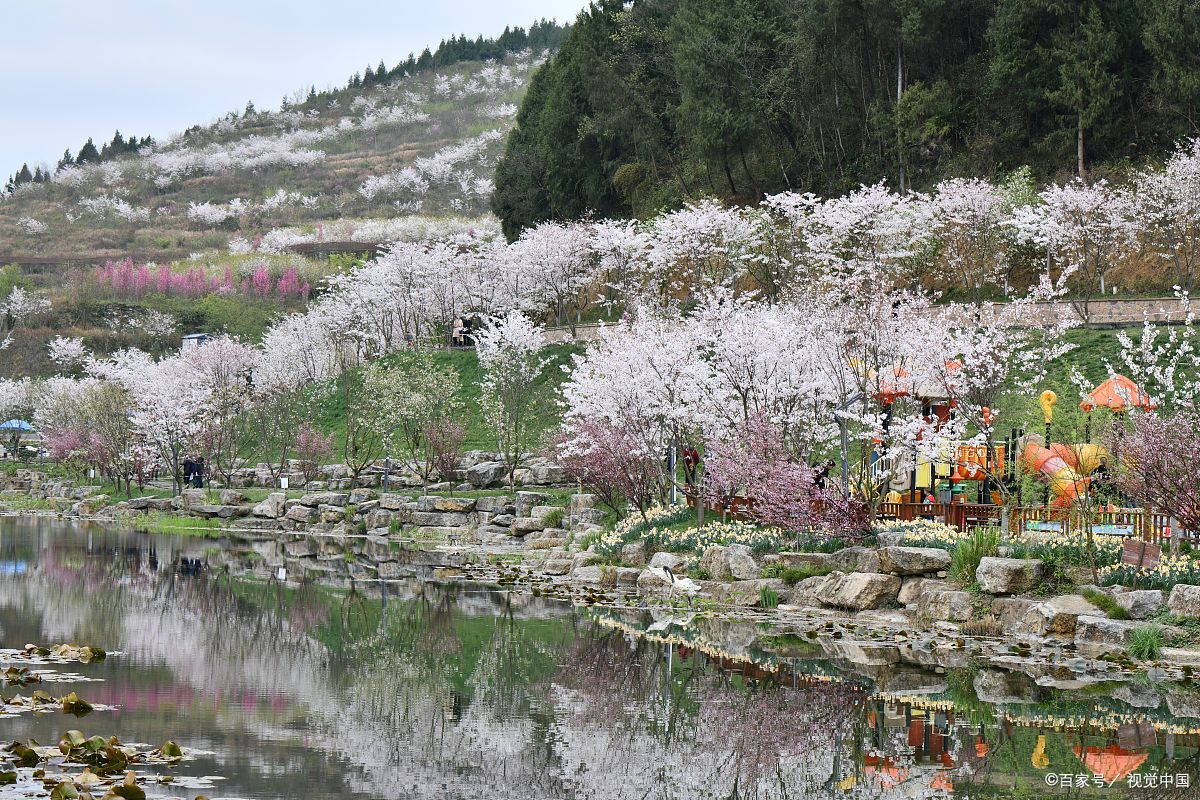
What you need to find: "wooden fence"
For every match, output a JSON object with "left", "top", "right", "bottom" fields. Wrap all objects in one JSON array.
[{"left": 878, "top": 502, "right": 1198, "bottom": 545}]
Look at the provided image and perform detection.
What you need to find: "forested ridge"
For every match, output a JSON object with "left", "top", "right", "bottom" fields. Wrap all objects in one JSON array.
[{"left": 493, "top": 0, "right": 1200, "bottom": 238}]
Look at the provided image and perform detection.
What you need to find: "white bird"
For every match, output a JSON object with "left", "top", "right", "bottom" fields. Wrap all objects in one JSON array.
[{"left": 648, "top": 565, "right": 701, "bottom": 606}]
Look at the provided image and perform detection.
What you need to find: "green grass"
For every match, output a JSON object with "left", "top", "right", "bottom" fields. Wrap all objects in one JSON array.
[
  {"left": 949, "top": 527, "right": 999, "bottom": 587},
  {"left": 0, "top": 494, "right": 55, "bottom": 512},
  {"left": 126, "top": 511, "right": 221, "bottom": 537},
  {"left": 1081, "top": 588, "right": 1130, "bottom": 620},
  {"left": 758, "top": 585, "right": 781, "bottom": 609},
  {"left": 1128, "top": 624, "right": 1164, "bottom": 660}
]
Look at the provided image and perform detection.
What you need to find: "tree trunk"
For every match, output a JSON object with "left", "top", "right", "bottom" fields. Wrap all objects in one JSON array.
[{"left": 1077, "top": 111, "right": 1086, "bottom": 179}]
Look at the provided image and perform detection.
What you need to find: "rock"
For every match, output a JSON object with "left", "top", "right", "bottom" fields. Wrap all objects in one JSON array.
[
  {"left": 700, "top": 545, "right": 731, "bottom": 581},
  {"left": 1168, "top": 584, "right": 1200, "bottom": 618},
  {"left": 411, "top": 511, "right": 469, "bottom": 527},
  {"left": 568, "top": 493, "right": 598, "bottom": 517},
  {"left": 319, "top": 504, "right": 347, "bottom": 524},
  {"left": 992, "top": 597, "right": 1037, "bottom": 634},
  {"left": 572, "top": 552, "right": 601, "bottom": 571},
  {"left": 252, "top": 492, "right": 287, "bottom": 519},
  {"left": 432, "top": 496, "right": 475, "bottom": 513},
  {"left": 475, "top": 496, "right": 513, "bottom": 514},
  {"left": 1074, "top": 615, "right": 1145, "bottom": 651},
  {"left": 284, "top": 505, "right": 318, "bottom": 523},
  {"left": 179, "top": 489, "right": 206, "bottom": 509},
  {"left": 219, "top": 489, "right": 247, "bottom": 505},
  {"left": 976, "top": 557, "right": 1044, "bottom": 594},
  {"left": 827, "top": 546, "right": 881, "bottom": 574},
  {"left": 378, "top": 493, "right": 406, "bottom": 510},
  {"left": 515, "top": 491, "right": 550, "bottom": 517},
  {"left": 649, "top": 551, "right": 687, "bottom": 572},
  {"left": 727, "top": 579, "right": 787, "bottom": 606},
  {"left": 777, "top": 552, "right": 832, "bottom": 570},
  {"left": 615, "top": 567, "right": 641, "bottom": 586},
  {"left": 1025, "top": 595, "right": 1102, "bottom": 637},
  {"left": 544, "top": 559, "right": 573, "bottom": 576},
  {"left": 364, "top": 509, "right": 394, "bottom": 529},
  {"left": 571, "top": 565, "right": 612, "bottom": 585},
  {"left": 348, "top": 488, "right": 376, "bottom": 505},
  {"left": 726, "top": 543, "right": 760, "bottom": 580},
  {"left": 490, "top": 513, "right": 515, "bottom": 527},
  {"left": 899, "top": 577, "right": 949, "bottom": 606},
  {"left": 1115, "top": 590, "right": 1164, "bottom": 620},
  {"left": 788, "top": 575, "right": 832, "bottom": 607},
  {"left": 815, "top": 572, "right": 901, "bottom": 611},
  {"left": 512, "top": 517, "right": 545, "bottom": 535},
  {"left": 1113, "top": 683, "right": 1162, "bottom": 709},
  {"left": 1166, "top": 690, "right": 1200, "bottom": 719},
  {"left": 299, "top": 492, "right": 347, "bottom": 507},
  {"left": 973, "top": 669, "right": 1041, "bottom": 704},
  {"left": 917, "top": 589, "right": 974, "bottom": 622},
  {"left": 621, "top": 540, "right": 648, "bottom": 566},
  {"left": 465, "top": 461, "right": 507, "bottom": 488},
  {"left": 127, "top": 496, "right": 152, "bottom": 511},
  {"left": 877, "top": 546, "right": 951, "bottom": 576}
]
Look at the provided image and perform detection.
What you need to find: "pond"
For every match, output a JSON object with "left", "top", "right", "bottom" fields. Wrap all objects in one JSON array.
[{"left": 1, "top": 516, "right": 1199, "bottom": 799}]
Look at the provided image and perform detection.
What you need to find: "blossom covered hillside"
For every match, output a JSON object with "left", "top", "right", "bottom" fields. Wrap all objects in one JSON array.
[{"left": 0, "top": 46, "right": 552, "bottom": 259}]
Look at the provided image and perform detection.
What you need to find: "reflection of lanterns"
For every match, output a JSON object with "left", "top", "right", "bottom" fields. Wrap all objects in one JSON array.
[{"left": 1072, "top": 744, "right": 1148, "bottom": 785}]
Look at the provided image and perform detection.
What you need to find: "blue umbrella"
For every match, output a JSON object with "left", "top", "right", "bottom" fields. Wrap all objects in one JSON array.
[{"left": 0, "top": 420, "right": 32, "bottom": 431}]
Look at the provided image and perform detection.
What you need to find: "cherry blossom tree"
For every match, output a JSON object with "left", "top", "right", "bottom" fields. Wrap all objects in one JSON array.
[
  {"left": 1008, "top": 179, "right": 1138, "bottom": 322},
  {"left": 1132, "top": 138, "right": 1200, "bottom": 290},
  {"left": 926, "top": 177, "right": 1010, "bottom": 302},
  {"left": 475, "top": 311, "right": 548, "bottom": 489},
  {"left": 554, "top": 416, "right": 666, "bottom": 518}
]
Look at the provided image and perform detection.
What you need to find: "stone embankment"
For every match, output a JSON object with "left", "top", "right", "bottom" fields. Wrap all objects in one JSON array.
[{"left": 7, "top": 467, "right": 1200, "bottom": 667}]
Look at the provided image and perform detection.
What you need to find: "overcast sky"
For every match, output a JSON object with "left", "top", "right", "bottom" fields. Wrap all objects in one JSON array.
[{"left": 0, "top": 0, "right": 587, "bottom": 173}]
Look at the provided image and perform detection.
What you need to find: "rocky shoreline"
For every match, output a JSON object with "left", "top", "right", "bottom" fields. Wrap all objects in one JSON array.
[{"left": 6, "top": 467, "right": 1200, "bottom": 674}]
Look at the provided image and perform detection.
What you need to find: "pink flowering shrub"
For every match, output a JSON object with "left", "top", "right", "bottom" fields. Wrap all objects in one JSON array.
[
  {"left": 91, "top": 257, "right": 309, "bottom": 302},
  {"left": 705, "top": 415, "right": 868, "bottom": 540},
  {"left": 554, "top": 415, "right": 665, "bottom": 516},
  {"left": 295, "top": 424, "right": 334, "bottom": 481}
]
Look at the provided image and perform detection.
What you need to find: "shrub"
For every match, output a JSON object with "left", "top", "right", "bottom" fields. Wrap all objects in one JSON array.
[
  {"left": 759, "top": 585, "right": 781, "bottom": 609},
  {"left": 1128, "top": 625, "right": 1164, "bottom": 660},
  {"left": 949, "top": 528, "right": 999, "bottom": 586},
  {"left": 1081, "top": 588, "right": 1129, "bottom": 620},
  {"left": 542, "top": 507, "right": 565, "bottom": 528}
]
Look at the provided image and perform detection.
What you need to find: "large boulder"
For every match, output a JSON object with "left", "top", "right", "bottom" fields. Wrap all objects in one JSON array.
[
  {"left": 917, "top": 589, "right": 974, "bottom": 622},
  {"left": 700, "top": 545, "right": 732, "bottom": 581},
  {"left": 726, "top": 544, "right": 760, "bottom": 580},
  {"left": 1025, "top": 594, "right": 1102, "bottom": 637},
  {"left": 465, "top": 461, "right": 507, "bottom": 488},
  {"left": 252, "top": 492, "right": 287, "bottom": 519},
  {"left": 1074, "top": 616, "right": 1144, "bottom": 651},
  {"left": 991, "top": 597, "right": 1037, "bottom": 635},
  {"left": 877, "top": 546, "right": 951, "bottom": 576},
  {"left": 637, "top": 568, "right": 672, "bottom": 592},
  {"left": 827, "top": 546, "right": 881, "bottom": 574},
  {"left": 299, "top": 491, "right": 347, "bottom": 507},
  {"left": 815, "top": 572, "right": 901, "bottom": 611},
  {"left": 899, "top": 577, "right": 950, "bottom": 606},
  {"left": 621, "top": 540, "right": 648, "bottom": 566},
  {"left": 777, "top": 552, "right": 832, "bottom": 570},
  {"left": 1115, "top": 589, "right": 1165, "bottom": 620},
  {"left": 973, "top": 669, "right": 1041, "bottom": 704},
  {"left": 571, "top": 565, "right": 611, "bottom": 585},
  {"left": 1168, "top": 584, "right": 1200, "bottom": 618},
  {"left": 976, "top": 557, "right": 1044, "bottom": 594}
]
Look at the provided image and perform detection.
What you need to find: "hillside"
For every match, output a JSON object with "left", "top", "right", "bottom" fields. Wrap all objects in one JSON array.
[
  {"left": 493, "top": 0, "right": 1200, "bottom": 237},
  {"left": 0, "top": 25, "right": 567, "bottom": 261}
]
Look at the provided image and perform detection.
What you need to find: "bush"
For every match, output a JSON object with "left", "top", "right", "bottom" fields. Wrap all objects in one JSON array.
[
  {"left": 1128, "top": 625, "right": 1164, "bottom": 660},
  {"left": 949, "top": 528, "right": 1000, "bottom": 586}
]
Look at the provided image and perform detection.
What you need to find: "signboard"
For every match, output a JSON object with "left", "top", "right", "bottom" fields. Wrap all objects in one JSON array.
[{"left": 1121, "top": 539, "right": 1162, "bottom": 569}]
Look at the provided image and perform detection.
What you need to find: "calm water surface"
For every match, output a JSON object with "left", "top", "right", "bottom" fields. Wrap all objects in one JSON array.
[{"left": 1, "top": 516, "right": 1199, "bottom": 799}]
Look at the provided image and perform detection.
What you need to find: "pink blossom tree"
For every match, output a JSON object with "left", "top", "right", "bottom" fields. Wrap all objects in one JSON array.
[
  {"left": 1117, "top": 409, "right": 1200, "bottom": 534},
  {"left": 554, "top": 416, "right": 666, "bottom": 518}
]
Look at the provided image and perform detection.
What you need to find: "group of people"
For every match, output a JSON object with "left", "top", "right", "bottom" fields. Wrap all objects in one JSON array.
[{"left": 181, "top": 456, "right": 205, "bottom": 489}]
